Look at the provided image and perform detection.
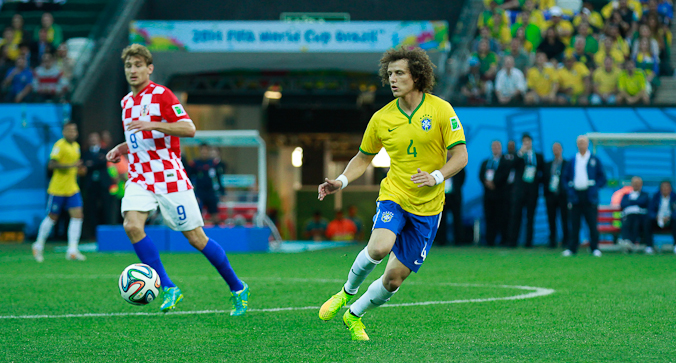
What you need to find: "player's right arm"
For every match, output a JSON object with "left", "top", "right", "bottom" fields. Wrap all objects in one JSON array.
[
  {"left": 318, "top": 151, "right": 376, "bottom": 201},
  {"left": 106, "top": 142, "right": 129, "bottom": 163},
  {"left": 47, "top": 142, "right": 80, "bottom": 170},
  {"left": 318, "top": 113, "right": 381, "bottom": 201}
]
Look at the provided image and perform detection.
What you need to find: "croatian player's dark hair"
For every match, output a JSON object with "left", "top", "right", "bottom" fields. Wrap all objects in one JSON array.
[
  {"left": 121, "top": 44, "right": 153, "bottom": 65},
  {"left": 379, "top": 46, "right": 436, "bottom": 93}
]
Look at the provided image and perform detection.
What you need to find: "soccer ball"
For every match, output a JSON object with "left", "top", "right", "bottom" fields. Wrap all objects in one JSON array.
[{"left": 118, "top": 263, "right": 161, "bottom": 305}]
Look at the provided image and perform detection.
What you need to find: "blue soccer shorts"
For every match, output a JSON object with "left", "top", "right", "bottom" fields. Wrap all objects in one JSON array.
[
  {"left": 46, "top": 192, "right": 83, "bottom": 215},
  {"left": 371, "top": 200, "right": 442, "bottom": 273}
]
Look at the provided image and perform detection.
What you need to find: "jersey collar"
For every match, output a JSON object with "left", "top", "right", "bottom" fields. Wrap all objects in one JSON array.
[
  {"left": 133, "top": 81, "right": 155, "bottom": 98},
  {"left": 396, "top": 93, "right": 425, "bottom": 124}
]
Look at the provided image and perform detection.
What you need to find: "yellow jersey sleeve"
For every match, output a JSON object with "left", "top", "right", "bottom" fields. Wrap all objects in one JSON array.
[
  {"left": 359, "top": 113, "right": 382, "bottom": 155},
  {"left": 440, "top": 104, "right": 466, "bottom": 150},
  {"left": 50, "top": 140, "right": 63, "bottom": 161}
]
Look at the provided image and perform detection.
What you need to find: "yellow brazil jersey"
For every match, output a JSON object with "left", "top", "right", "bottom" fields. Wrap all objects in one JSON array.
[
  {"left": 359, "top": 93, "right": 466, "bottom": 216},
  {"left": 593, "top": 67, "right": 621, "bottom": 94},
  {"left": 557, "top": 62, "right": 590, "bottom": 96},
  {"left": 47, "top": 138, "right": 80, "bottom": 196},
  {"left": 527, "top": 66, "right": 558, "bottom": 97}
]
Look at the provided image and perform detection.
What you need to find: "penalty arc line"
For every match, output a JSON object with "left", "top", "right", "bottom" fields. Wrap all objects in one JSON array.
[{"left": 0, "top": 285, "right": 555, "bottom": 320}]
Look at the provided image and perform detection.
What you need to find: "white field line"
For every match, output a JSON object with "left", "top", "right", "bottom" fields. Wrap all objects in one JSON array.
[{"left": 0, "top": 282, "right": 555, "bottom": 320}]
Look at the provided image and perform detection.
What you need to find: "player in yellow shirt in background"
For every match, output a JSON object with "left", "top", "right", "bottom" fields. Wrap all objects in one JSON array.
[
  {"left": 556, "top": 54, "right": 591, "bottom": 105},
  {"left": 317, "top": 47, "right": 468, "bottom": 341},
  {"left": 525, "top": 52, "right": 559, "bottom": 104},
  {"left": 32, "top": 122, "right": 86, "bottom": 262}
]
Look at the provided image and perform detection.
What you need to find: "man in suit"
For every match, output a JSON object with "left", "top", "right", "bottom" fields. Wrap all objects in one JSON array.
[
  {"left": 619, "top": 176, "right": 650, "bottom": 252},
  {"left": 544, "top": 142, "right": 569, "bottom": 248},
  {"left": 438, "top": 168, "right": 466, "bottom": 245},
  {"left": 508, "top": 133, "right": 545, "bottom": 248},
  {"left": 479, "top": 140, "right": 511, "bottom": 246},
  {"left": 646, "top": 180, "right": 676, "bottom": 254},
  {"left": 82, "top": 132, "right": 112, "bottom": 239},
  {"left": 562, "top": 135, "right": 607, "bottom": 257}
]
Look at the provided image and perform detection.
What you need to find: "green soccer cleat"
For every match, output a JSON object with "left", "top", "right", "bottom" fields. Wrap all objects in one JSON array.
[
  {"left": 343, "top": 310, "right": 369, "bottom": 341},
  {"left": 319, "top": 288, "right": 354, "bottom": 321},
  {"left": 230, "top": 281, "right": 249, "bottom": 316},
  {"left": 160, "top": 286, "right": 183, "bottom": 312}
]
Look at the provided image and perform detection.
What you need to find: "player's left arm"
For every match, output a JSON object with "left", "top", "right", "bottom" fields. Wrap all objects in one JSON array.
[
  {"left": 126, "top": 119, "right": 195, "bottom": 138},
  {"left": 127, "top": 89, "right": 196, "bottom": 137},
  {"left": 411, "top": 144, "right": 468, "bottom": 188}
]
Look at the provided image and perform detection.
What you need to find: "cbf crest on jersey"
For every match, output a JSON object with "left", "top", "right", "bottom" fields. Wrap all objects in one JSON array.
[
  {"left": 420, "top": 114, "right": 432, "bottom": 132},
  {"left": 381, "top": 211, "right": 394, "bottom": 223}
]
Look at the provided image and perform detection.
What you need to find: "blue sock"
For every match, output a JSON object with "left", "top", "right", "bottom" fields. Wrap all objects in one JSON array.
[
  {"left": 132, "top": 236, "right": 176, "bottom": 288},
  {"left": 201, "top": 239, "right": 244, "bottom": 292}
]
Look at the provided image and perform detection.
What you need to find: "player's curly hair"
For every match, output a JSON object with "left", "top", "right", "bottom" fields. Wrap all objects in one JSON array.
[
  {"left": 378, "top": 46, "right": 436, "bottom": 93},
  {"left": 121, "top": 44, "right": 153, "bottom": 65}
]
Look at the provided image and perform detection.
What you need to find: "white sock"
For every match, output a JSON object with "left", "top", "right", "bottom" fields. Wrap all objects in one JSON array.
[
  {"left": 344, "top": 247, "right": 382, "bottom": 295},
  {"left": 349, "top": 276, "right": 398, "bottom": 317},
  {"left": 34, "top": 216, "right": 56, "bottom": 249},
  {"left": 67, "top": 218, "right": 83, "bottom": 251}
]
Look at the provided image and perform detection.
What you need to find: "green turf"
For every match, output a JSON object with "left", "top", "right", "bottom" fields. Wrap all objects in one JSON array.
[{"left": 1, "top": 243, "right": 675, "bottom": 362}]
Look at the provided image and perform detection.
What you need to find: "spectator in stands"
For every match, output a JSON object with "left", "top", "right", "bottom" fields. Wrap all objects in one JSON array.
[
  {"left": 347, "top": 205, "right": 364, "bottom": 242},
  {"left": 556, "top": 53, "right": 591, "bottom": 105},
  {"left": 537, "top": 27, "right": 567, "bottom": 62},
  {"left": 591, "top": 56, "right": 621, "bottom": 105},
  {"left": 502, "top": 38, "right": 533, "bottom": 73},
  {"left": 511, "top": 9, "right": 542, "bottom": 51},
  {"left": 473, "top": 39, "right": 499, "bottom": 81},
  {"left": 656, "top": 0, "right": 673, "bottom": 27},
  {"left": 632, "top": 24, "right": 661, "bottom": 61},
  {"left": 525, "top": 52, "right": 559, "bottom": 104},
  {"left": 645, "top": 12, "right": 673, "bottom": 76},
  {"left": 644, "top": 0, "right": 670, "bottom": 27},
  {"left": 619, "top": 176, "right": 651, "bottom": 252},
  {"left": 544, "top": 142, "right": 568, "bottom": 248},
  {"left": 602, "top": 24, "right": 630, "bottom": 58},
  {"left": 495, "top": 55, "right": 526, "bottom": 105},
  {"left": 546, "top": 6, "right": 574, "bottom": 46},
  {"left": 618, "top": 59, "right": 650, "bottom": 104},
  {"left": 472, "top": 26, "right": 501, "bottom": 54},
  {"left": 595, "top": 36, "right": 626, "bottom": 67},
  {"left": 617, "top": 0, "right": 640, "bottom": 37},
  {"left": 325, "top": 210, "right": 357, "bottom": 242},
  {"left": 2, "top": 56, "right": 32, "bottom": 103},
  {"left": 479, "top": 140, "right": 511, "bottom": 247},
  {"left": 304, "top": 210, "right": 328, "bottom": 241},
  {"left": 523, "top": 0, "right": 548, "bottom": 32},
  {"left": 34, "top": 12, "right": 63, "bottom": 47},
  {"left": 507, "top": 133, "right": 544, "bottom": 248},
  {"left": 562, "top": 135, "right": 607, "bottom": 257},
  {"left": 55, "top": 43, "right": 73, "bottom": 84},
  {"left": 33, "top": 52, "right": 66, "bottom": 102},
  {"left": 573, "top": 5, "right": 605, "bottom": 33},
  {"left": 488, "top": 10, "right": 512, "bottom": 47},
  {"left": 29, "top": 28, "right": 55, "bottom": 68},
  {"left": 566, "top": 36, "right": 595, "bottom": 70},
  {"left": 570, "top": 21, "right": 599, "bottom": 55},
  {"left": 634, "top": 37, "right": 661, "bottom": 92},
  {"left": 647, "top": 180, "right": 676, "bottom": 254},
  {"left": 11, "top": 14, "right": 25, "bottom": 45},
  {"left": 0, "top": 27, "right": 20, "bottom": 61},
  {"left": 459, "top": 57, "right": 489, "bottom": 105}
]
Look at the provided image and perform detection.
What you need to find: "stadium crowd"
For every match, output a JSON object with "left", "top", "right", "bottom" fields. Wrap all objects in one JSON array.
[
  {"left": 0, "top": 11, "right": 73, "bottom": 103},
  {"left": 459, "top": 0, "right": 674, "bottom": 105}
]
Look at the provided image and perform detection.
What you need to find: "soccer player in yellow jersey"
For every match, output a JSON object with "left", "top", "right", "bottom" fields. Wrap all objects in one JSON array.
[
  {"left": 317, "top": 47, "right": 468, "bottom": 341},
  {"left": 32, "top": 123, "right": 86, "bottom": 262}
]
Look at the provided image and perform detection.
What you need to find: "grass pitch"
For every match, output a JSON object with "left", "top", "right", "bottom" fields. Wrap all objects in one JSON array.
[{"left": 1, "top": 243, "right": 675, "bottom": 362}]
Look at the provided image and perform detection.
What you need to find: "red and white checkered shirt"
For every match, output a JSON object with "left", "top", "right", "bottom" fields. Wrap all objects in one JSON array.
[{"left": 121, "top": 81, "right": 193, "bottom": 194}]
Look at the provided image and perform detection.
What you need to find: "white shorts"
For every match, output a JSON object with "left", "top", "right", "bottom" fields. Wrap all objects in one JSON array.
[{"left": 121, "top": 182, "right": 204, "bottom": 231}]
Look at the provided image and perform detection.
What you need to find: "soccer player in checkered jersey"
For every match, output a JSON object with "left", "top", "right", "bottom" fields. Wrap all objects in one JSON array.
[
  {"left": 106, "top": 44, "right": 249, "bottom": 315},
  {"left": 317, "top": 47, "right": 468, "bottom": 340}
]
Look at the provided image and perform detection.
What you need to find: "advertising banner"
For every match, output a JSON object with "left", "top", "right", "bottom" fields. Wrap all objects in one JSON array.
[{"left": 130, "top": 20, "right": 449, "bottom": 53}]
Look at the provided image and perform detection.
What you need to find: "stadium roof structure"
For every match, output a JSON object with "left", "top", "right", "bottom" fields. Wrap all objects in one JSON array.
[{"left": 586, "top": 133, "right": 676, "bottom": 151}]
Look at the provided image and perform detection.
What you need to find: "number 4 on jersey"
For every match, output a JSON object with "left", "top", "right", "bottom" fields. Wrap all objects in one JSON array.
[{"left": 407, "top": 139, "right": 417, "bottom": 157}]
